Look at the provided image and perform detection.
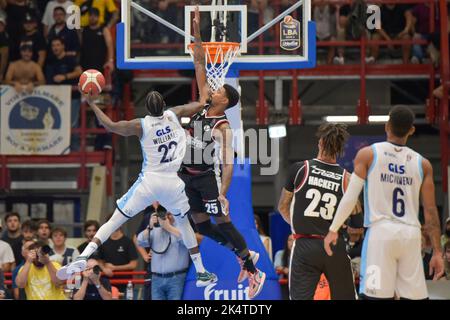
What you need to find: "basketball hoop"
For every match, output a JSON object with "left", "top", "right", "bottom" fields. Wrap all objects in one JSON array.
[{"left": 188, "top": 42, "right": 240, "bottom": 92}]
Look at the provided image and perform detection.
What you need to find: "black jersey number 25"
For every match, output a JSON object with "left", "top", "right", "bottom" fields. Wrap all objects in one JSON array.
[
  {"left": 304, "top": 188, "right": 338, "bottom": 220},
  {"left": 159, "top": 141, "right": 178, "bottom": 163}
]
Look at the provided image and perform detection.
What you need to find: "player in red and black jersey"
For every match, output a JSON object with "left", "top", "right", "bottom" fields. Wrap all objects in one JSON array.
[
  {"left": 178, "top": 7, "right": 265, "bottom": 299},
  {"left": 278, "top": 123, "right": 362, "bottom": 300}
]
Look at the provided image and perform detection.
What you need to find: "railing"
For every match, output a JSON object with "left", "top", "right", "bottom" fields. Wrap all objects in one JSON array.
[{"left": 3, "top": 270, "right": 289, "bottom": 287}]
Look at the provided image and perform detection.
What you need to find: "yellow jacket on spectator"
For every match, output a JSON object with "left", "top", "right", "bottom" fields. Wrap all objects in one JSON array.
[
  {"left": 75, "top": 0, "right": 118, "bottom": 27},
  {"left": 18, "top": 262, "right": 66, "bottom": 300}
]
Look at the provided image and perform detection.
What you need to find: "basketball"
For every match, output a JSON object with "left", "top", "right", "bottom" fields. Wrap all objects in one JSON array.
[
  {"left": 78, "top": 69, "right": 106, "bottom": 95},
  {"left": 284, "top": 15, "right": 293, "bottom": 24}
]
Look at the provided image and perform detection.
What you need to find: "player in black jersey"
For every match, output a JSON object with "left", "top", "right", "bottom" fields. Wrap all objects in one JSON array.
[
  {"left": 177, "top": 7, "right": 265, "bottom": 299},
  {"left": 278, "top": 124, "right": 362, "bottom": 300}
]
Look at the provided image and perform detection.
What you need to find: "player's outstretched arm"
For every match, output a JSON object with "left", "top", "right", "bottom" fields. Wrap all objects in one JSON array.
[
  {"left": 192, "top": 6, "right": 209, "bottom": 104},
  {"left": 324, "top": 146, "right": 372, "bottom": 256},
  {"left": 214, "top": 122, "right": 234, "bottom": 214},
  {"left": 84, "top": 93, "right": 143, "bottom": 138},
  {"left": 170, "top": 101, "right": 205, "bottom": 118},
  {"left": 421, "top": 158, "right": 445, "bottom": 280}
]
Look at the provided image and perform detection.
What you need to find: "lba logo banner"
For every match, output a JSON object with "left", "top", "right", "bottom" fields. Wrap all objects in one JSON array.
[{"left": 1, "top": 85, "right": 71, "bottom": 155}]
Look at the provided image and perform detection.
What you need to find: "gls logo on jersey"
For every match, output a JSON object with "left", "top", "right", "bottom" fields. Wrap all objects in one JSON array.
[
  {"left": 388, "top": 163, "right": 405, "bottom": 174},
  {"left": 156, "top": 126, "right": 171, "bottom": 136}
]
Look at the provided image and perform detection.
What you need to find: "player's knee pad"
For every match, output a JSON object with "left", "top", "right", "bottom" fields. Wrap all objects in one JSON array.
[{"left": 173, "top": 215, "right": 198, "bottom": 250}]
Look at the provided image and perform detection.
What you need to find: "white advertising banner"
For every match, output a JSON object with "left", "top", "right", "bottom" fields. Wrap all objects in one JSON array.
[{"left": 0, "top": 85, "right": 71, "bottom": 155}]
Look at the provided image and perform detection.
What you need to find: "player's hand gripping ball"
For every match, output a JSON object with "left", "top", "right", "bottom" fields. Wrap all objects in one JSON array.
[{"left": 78, "top": 69, "right": 105, "bottom": 96}]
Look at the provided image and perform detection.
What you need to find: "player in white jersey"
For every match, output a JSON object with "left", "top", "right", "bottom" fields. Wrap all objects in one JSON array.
[
  {"left": 57, "top": 91, "right": 217, "bottom": 287},
  {"left": 324, "top": 105, "right": 444, "bottom": 299}
]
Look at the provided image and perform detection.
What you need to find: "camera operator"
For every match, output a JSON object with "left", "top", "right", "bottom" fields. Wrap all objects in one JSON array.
[
  {"left": 137, "top": 211, "right": 190, "bottom": 300},
  {"left": 15, "top": 240, "right": 65, "bottom": 300},
  {"left": 72, "top": 258, "right": 112, "bottom": 300}
]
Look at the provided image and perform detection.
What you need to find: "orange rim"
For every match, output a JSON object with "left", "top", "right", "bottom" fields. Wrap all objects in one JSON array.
[{"left": 188, "top": 42, "right": 240, "bottom": 64}]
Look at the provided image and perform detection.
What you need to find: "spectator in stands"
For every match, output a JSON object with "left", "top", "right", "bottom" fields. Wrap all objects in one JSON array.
[
  {"left": 45, "top": 36, "right": 82, "bottom": 150},
  {"left": 135, "top": 203, "right": 161, "bottom": 264},
  {"left": 4, "top": 41, "right": 45, "bottom": 93},
  {"left": 335, "top": 3, "right": 360, "bottom": 65},
  {"left": 274, "top": 234, "right": 293, "bottom": 279},
  {"left": 0, "top": 15, "right": 9, "bottom": 82},
  {"left": 35, "top": 0, "right": 51, "bottom": 17},
  {"left": 49, "top": 227, "right": 80, "bottom": 266},
  {"left": 411, "top": 2, "right": 434, "bottom": 64},
  {"left": 72, "top": 257, "right": 112, "bottom": 300},
  {"left": 21, "top": 220, "right": 36, "bottom": 241},
  {"left": 5, "top": 1, "right": 35, "bottom": 61},
  {"left": 92, "top": 96, "right": 112, "bottom": 150},
  {"left": 444, "top": 241, "right": 450, "bottom": 280},
  {"left": 254, "top": 214, "right": 272, "bottom": 260},
  {"left": 80, "top": 7, "right": 114, "bottom": 73},
  {"left": 441, "top": 217, "right": 450, "bottom": 249},
  {"left": 137, "top": 212, "right": 189, "bottom": 300},
  {"left": 15, "top": 240, "right": 66, "bottom": 300},
  {"left": 1, "top": 212, "right": 24, "bottom": 266},
  {"left": 273, "top": 234, "right": 293, "bottom": 300},
  {"left": 422, "top": 227, "right": 434, "bottom": 280},
  {"left": 131, "top": 0, "right": 180, "bottom": 48},
  {"left": 133, "top": 203, "right": 160, "bottom": 300},
  {"left": 345, "top": 226, "right": 363, "bottom": 260},
  {"left": 313, "top": 0, "right": 337, "bottom": 65},
  {"left": 46, "top": 6, "right": 81, "bottom": 63},
  {"left": 367, "top": 4, "right": 414, "bottom": 64},
  {"left": 36, "top": 220, "right": 51, "bottom": 245},
  {"left": 98, "top": 214, "right": 138, "bottom": 293},
  {"left": 0, "top": 220, "right": 15, "bottom": 272},
  {"left": 344, "top": 226, "right": 363, "bottom": 286},
  {"left": 75, "top": 0, "right": 118, "bottom": 28},
  {"left": 78, "top": 220, "right": 100, "bottom": 254},
  {"left": 11, "top": 239, "right": 35, "bottom": 300},
  {"left": 19, "top": 12, "right": 46, "bottom": 68},
  {"left": 427, "top": 5, "right": 450, "bottom": 67},
  {"left": 247, "top": 0, "right": 274, "bottom": 53},
  {"left": 45, "top": 36, "right": 82, "bottom": 85},
  {"left": 42, "top": 0, "right": 74, "bottom": 37}
]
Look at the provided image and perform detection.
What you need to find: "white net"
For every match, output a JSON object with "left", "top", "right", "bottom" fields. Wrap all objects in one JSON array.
[{"left": 189, "top": 42, "right": 240, "bottom": 92}]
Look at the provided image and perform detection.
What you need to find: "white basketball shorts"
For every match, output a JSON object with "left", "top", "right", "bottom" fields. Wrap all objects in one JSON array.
[
  {"left": 359, "top": 219, "right": 428, "bottom": 300},
  {"left": 116, "top": 171, "right": 190, "bottom": 218}
]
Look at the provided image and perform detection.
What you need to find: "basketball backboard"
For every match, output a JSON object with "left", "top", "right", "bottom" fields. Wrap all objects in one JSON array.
[{"left": 117, "top": 0, "right": 316, "bottom": 71}]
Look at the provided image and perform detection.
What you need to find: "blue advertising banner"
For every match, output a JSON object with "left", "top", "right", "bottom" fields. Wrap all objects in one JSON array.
[
  {"left": 182, "top": 159, "right": 282, "bottom": 300},
  {"left": 0, "top": 85, "right": 71, "bottom": 155},
  {"left": 338, "top": 135, "right": 385, "bottom": 172}
]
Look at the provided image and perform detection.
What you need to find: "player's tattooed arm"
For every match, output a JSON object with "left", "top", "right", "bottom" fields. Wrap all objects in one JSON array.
[
  {"left": 421, "top": 158, "right": 445, "bottom": 280},
  {"left": 192, "top": 6, "right": 209, "bottom": 103},
  {"left": 278, "top": 189, "right": 293, "bottom": 224},
  {"left": 170, "top": 101, "right": 204, "bottom": 118},
  {"left": 85, "top": 94, "right": 143, "bottom": 138}
]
